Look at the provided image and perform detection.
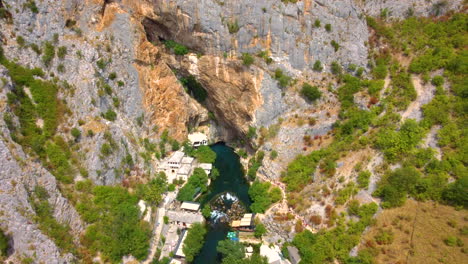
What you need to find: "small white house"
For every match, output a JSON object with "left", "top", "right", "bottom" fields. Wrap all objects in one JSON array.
[
  {"left": 198, "top": 163, "right": 213, "bottom": 175},
  {"left": 180, "top": 201, "right": 201, "bottom": 212},
  {"left": 188, "top": 132, "right": 208, "bottom": 147}
]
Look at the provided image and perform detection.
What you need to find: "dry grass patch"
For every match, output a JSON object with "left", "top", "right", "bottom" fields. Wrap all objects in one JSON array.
[{"left": 360, "top": 200, "right": 468, "bottom": 264}]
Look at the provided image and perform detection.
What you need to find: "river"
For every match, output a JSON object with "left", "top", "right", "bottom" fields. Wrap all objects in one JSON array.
[{"left": 193, "top": 143, "right": 252, "bottom": 264}]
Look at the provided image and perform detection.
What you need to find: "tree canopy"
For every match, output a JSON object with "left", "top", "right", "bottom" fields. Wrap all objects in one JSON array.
[{"left": 183, "top": 223, "right": 207, "bottom": 262}]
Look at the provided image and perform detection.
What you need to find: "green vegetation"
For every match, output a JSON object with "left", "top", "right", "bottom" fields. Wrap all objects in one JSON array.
[
  {"left": 293, "top": 202, "right": 378, "bottom": 264},
  {"left": 247, "top": 126, "right": 257, "bottom": 139},
  {"left": 102, "top": 109, "right": 117, "bottom": 121},
  {"left": 16, "top": 36, "right": 26, "bottom": 47},
  {"left": 313, "top": 60, "right": 323, "bottom": 72},
  {"left": 388, "top": 72, "right": 416, "bottom": 111},
  {"left": 217, "top": 239, "right": 268, "bottom": 264},
  {"left": 0, "top": 229, "right": 7, "bottom": 257},
  {"left": 71, "top": 127, "right": 81, "bottom": 139},
  {"left": 109, "top": 72, "right": 117, "bottom": 80},
  {"left": 0, "top": 48, "right": 75, "bottom": 184},
  {"left": 177, "top": 168, "right": 209, "bottom": 201},
  {"left": 330, "top": 40, "right": 339, "bottom": 52},
  {"left": 270, "top": 150, "right": 278, "bottom": 160},
  {"left": 30, "top": 186, "right": 75, "bottom": 253},
  {"left": 374, "top": 119, "right": 424, "bottom": 162},
  {"left": 182, "top": 223, "right": 207, "bottom": 262},
  {"left": 79, "top": 185, "right": 151, "bottom": 262},
  {"left": 136, "top": 172, "right": 168, "bottom": 205},
  {"left": 164, "top": 40, "right": 189, "bottom": 56},
  {"left": 96, "top": 58, "right": 107, "bottom": 70},
  {"left": 274, "top": 68, "right": 292, "bottom": 88},
  {"left": 42, "top": 41, "right": 55, "bottom": 66},
  {"left": 57, "top": 46, "right": 67, "bottom": 59},
  {"left": 249, "top": 181, "right": 282, "bottom": 213},
  {"left": 300, "top": 83, "right": 321, "bottom": 102},
  {"left": 357, "top": 171, "right": 371, "bottom": 189},
  {"left": 193, "top": 145, "right": 216, "bottom": 163},
  {"left": 24, "top": 0, "right": 39, "bottom": 13},
  {"left": 282, "top": 151, "right": 322, "bottom": 192},
  {"left": 257, "top": 50, "right": 273, "bottom": 64},
  {"left": 314, "top": 19, "right": 321, "bottom": 28},
  {"left": 254, "top": 222, "right": 267, "bottom": 238},
  {"left": 241, "top": 53, "right": 254, "bottom": 66},
  {"left": 227, "top": 20, "right": 240, "bottom": 34},
  {"left": 180, "top": 75, "right": 208, "bottom": 103},
  {"left": 325, "top": 23, "right": 332, "bottom": 32},
  {"left": 247, "top": 150, "right": 263, "bottom": 179},
  {"left": 330, "top": 61, "right": 342, "bottom": 75}
]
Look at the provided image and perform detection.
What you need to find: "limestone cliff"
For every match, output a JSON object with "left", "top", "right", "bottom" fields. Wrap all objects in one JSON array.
[{"left": 0, "top": 0, "right": 463, "bottom": 262}]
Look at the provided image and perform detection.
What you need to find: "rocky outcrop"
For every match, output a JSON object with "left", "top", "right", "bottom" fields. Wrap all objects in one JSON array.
[
  {"left": 145, "top": 0, "right": 370, "bottom": 72},
  {"left": 359, "top": 0, "right": 464, "bottom": 18},
  {"left": 178, "top": 55, "right": 264, "bottom": 140}
]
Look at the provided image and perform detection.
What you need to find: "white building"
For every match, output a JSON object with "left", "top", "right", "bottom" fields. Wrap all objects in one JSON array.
[
  {"left": 167, "top": 151, "right": 185, "bottom": 171},
  {"left": 198, "top": 163, "right": 213, "bottom": 175},
  {"left": 260, "top": 244, "right": 283, "bottom": 264},
  {"left": 180, "top": 201, "right": 201, "bottom": 212},
  {"left": 188, "top": 132, "right": 208, "bottom": 147},
  {"left": 176, "top": 164, "right": 192, "bottom": 182},
  {"left": 181, "top": 156, "right": 194, "bottom": 165}
]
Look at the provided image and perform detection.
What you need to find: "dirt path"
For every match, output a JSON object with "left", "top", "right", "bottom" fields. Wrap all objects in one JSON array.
[{"left": 401, "top": 75, "right": 434, "bottom": 121}]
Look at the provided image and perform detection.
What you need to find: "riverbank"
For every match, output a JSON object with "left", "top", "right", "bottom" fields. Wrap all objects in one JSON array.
[{"left": 193, "top": 143, "right": 252, "bottom": 264}]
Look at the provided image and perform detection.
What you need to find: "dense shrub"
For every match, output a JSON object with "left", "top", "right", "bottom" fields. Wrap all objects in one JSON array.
[
  {"left": 293, "top": 203, "right": 378, "bottom": 263},
  {"left": 136, "top": 172, "right": 168, "bottom": 205},
  {"left": 81, "top": 186, "right": 151, "bottom": 262},
  {"left": 331, "top": 40, "right": 340, "bottom": 52},
  {"left": 374, "top": 119, "right": 424, "bottom": 162},
  {"left": 227, "top": 20, "right": 240, "bottom": 34},
  {"left": 325, "top": 23, "right": 332, "bottom": 32},
  {"left": 102, "top": 109, "right": 117, "bottom": 121},
  {"left": 388, "top": 72, "right": 416, "bottom": 110},
  {"left": 30, "top": 186, "right": 75, "bottom": 253},
  {"left": 331, "top": 61, "right": 342, "bottom": 75},
  {"left": 249, "top": 181, "right": 282, "bottom": 213},
  {"left": 274, "top": 68, "right": 292, "bottom": 88},
  {"left": 193, "top": 145, "right": 216, "bottom": 163},
  {"left": 374, "top": 166, "right": 421, "bottom": 208},
  {"left": 164, "top": 40, "right": 189, "bottom": 55},
  {"left": 57, "top": 46, "right": 67, "bottom": 59},
  {"left": 357, "top": 171, "right": 371, "bottom": 189},
  {"left": 313, "top": 60, "right": 323, "bottom": 72},
  {"left": 300, "top": 83, "right": 321, "bottom": 102},
  {"left": 0, "top": 229, "right": 9, "bottom": 257},
  {"left": 282, "top": 151, "right": 322, "bottom": 192},
  {"left": 42, "top": 41, "right": 55, "bottom": 66},
  {"left": 241, "top": 53, "right": 254, "bottom": 66},
  {"left": 180, "top": 75, "right": 208, "bottom": 103},
  {"left": 71, "top": 127, "right": 81, "bottom": 139},
  {"left": 176, "top": 168, "right": 209, "bottom": 201},
  {"left": 314, "top": 19, "right": 321, "bottom": 28}
]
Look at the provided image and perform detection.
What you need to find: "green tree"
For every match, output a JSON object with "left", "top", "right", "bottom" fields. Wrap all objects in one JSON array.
[
  {"left": 194, "top": 145, "right": 217, "bottom": 163},
  {"left": 183, "top": 223, "right": 207, "bottom": 262},
  {"left": 254, "top": 223, "right": 267, "bottom": 238},
  {"left": 217, "top": 239, "right": 245, "bottom": 259}
]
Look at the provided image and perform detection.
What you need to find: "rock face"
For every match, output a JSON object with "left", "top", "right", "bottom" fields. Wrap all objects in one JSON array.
[
  {"left": 0, "top": 0, "right": 463, "bottom": 261},
  {"left": 146, "top": 0, "right": 369, "bottom": 71}
]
